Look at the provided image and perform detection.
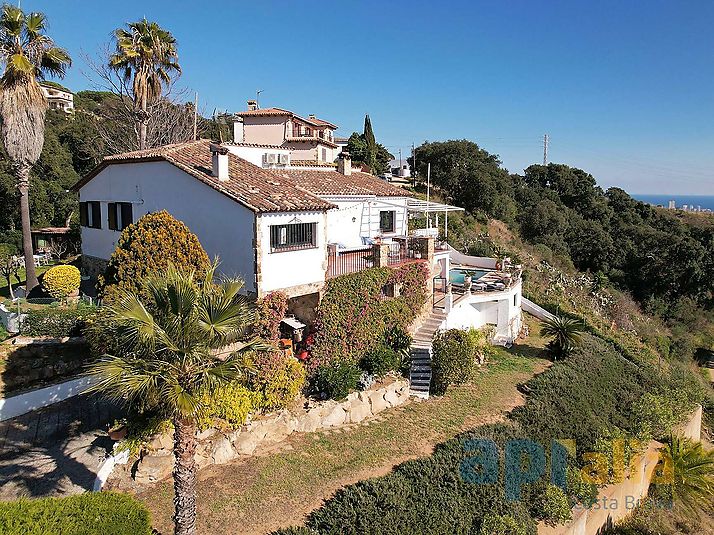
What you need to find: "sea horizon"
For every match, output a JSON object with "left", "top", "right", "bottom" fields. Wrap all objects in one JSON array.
[{"left": 632, "top": 193, "right": 714, "bottom": 211}]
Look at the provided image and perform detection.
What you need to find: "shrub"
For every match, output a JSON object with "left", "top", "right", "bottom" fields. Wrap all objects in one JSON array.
[
  {"left": 196, "top": 382, "right": 253, "bottom": 431},
  {"left": 255, "top": 291, "right": 289, "bottom": 342},
  {"left": 20, "top": 305, "right": 96, "bottom": 337},
  {"left": 566, "top": 466, "right": 598, "bottom": 507},
  {"left": 0, "top": 491, "right": 152, "bottom": 535},
  {"left": 41, "top": 265, "right": 81, "bottom": 299},
  {"left": 250, "top": 352, "right": 305, "bottom": 411},
  {"left": 98, "top": 210, "right": 210, "bottom": 302},
  {"left": 315, "top": 360, "right": 361, "bottom": 400},
  {"left": 530, "top": 484, "right": 572, "bottom": 526},
  {"left": 360, "top": 345, "right": 400, "bottom": 377},
  {"left": 477, "top": 514, "right": 529, "bottom": 535},
  {"left": 631, "top": 390, "right": 693, "bottom": 440},
  {"left": 383, "top": 324, "right": 413, "bottom": 374},
  {"left": 431, "top": 328, "right": 491, "bottom": 395}
]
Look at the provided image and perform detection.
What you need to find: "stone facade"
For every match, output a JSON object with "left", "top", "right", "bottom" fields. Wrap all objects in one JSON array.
[
  {"left": 133, "top": 378, "right": 410, "bottom": 485},
  {"left": 81, "top": 254, "right": 108, "bottom": 280}
]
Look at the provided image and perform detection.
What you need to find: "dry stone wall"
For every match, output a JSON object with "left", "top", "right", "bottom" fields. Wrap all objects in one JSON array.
[{"left": 133, "top": 378, "right": 410, "bottom": 485}]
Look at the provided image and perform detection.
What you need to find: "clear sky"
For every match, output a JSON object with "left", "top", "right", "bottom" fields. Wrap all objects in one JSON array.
[{"left": 25, "top": 0, "right": 714, "bottom": 194}]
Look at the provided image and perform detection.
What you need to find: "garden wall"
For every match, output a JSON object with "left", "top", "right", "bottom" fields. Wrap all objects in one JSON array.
[
  {"left": 538, "top": 404, "right": 703, "bottom": 535},
  {"left": 131, "top": 378, "right": 411, "bottom": 486}
]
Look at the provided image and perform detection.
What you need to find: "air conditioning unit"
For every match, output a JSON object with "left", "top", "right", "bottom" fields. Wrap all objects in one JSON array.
[
  {"left": 264, "top": 153, "right": 277, "bottom": 165},
  {"left": 277, "top": 153, "right": 289, "bottom": 164}
]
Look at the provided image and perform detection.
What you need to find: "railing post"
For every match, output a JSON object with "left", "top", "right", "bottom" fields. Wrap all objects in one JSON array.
[{"left": 373, "top": 243, "right": 390, "bottom": 268}]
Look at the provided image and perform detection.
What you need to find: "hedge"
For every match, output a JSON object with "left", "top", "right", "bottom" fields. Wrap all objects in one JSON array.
[
  {"left": 0, "top": 492, "right": 152, "bottom": 535},
  {"left": 20, "top": 305, "right": 96, "bottom": 337},
  {"left": 42, "top": 265, "right": 81, "bottom": 299}
]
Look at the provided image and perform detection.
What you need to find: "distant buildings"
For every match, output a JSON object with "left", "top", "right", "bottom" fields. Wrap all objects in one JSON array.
[
  {"left": 40, "top": 82, "right": 74, "bottom": 113},
  {"left": 660, "top": 199, "right": 712, "bottom": 214}
]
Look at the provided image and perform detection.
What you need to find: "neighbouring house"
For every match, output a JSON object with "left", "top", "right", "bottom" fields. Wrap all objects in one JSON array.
[
  {"left": 233, "top": 101, "right": 340, "bottom": 165},
  {"left": 31, "top": 227, "right": 74, "bottom": 257},
  {"left": 389, "top": 158, "right": 411, "bottom": 179},
  {"left": 72, "top": 139, "right": 523, "bottom": 345},
  {"left": 40, "top": 82, "right": 74, "bottom": 113}
]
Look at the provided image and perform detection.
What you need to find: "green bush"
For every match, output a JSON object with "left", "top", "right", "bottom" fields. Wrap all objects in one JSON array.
[
  {"left": 566, "top": 466, "right": 598, "bottom": 507},
  {"left": 477, "top": 514, "right": 529, "bottom": 535},
  {"left": 196, "top": 382, "right": 253, "bottom": 431},
  {"left": 0, "top": 491, "right": 152, "bottom": 535},
  {"left": 631, "top": 390, "right": 693, "bottom": 440},
  {"left": 20, "top": 305, "right": 96, "bottom": 337},
  {"left": 42, "top": 264, "right": 81, "bottom": 299},
  {"left": 530, "top": 484, "right": 572, "bottom": 526},
  {"left": 315, "top": 360, "right": 361, "bottom": 400},
  {"left": 255, "top": 292, "right": 288, "bottom": 342},
  {"left": 249, "top": 352, "right": 306, "bottom": 411},
  {"left": 360, "top": 345, "right": 399, "bottom": 377},
  {"left": 431, "top": 327, "right": 491, "bottom": 395},
  {"left": 98, "top": 210, "right": 210, "bottom": 302}
]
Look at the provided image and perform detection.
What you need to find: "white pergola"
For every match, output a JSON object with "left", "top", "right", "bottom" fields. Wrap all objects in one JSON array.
[{"left": 406, "top": 199, "right": 464, "bottom": 239}]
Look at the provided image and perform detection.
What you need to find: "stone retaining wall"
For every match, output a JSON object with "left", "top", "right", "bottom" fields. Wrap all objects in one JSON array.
[{"left": 133, "top": 378, "right": 411, "bottom": 485}]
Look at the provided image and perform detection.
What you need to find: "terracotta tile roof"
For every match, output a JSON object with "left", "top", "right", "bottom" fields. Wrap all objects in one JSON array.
[
  {"left": 285, "top": 136, "right": 338, "bottom": 148},
  {"left": 290, "top": 160, "right": 338, "bottom": 168},
  {"left": 32, "top": 227, "right": 71, "bottom": 234},
  {"left": 74, "top": 140, "right": 335, "bottom": 214},
  {"left": 273, "top": 169, "right": 413, "bottom": 198},
  {"left": 228, "top": 141, "right": 287, "bottom": 150},
  {"left": 236, "top": 107, "right": 293, "bottom": 117},
  {"left": 300, "top": 116, "right": 337, "bottom": 129}
]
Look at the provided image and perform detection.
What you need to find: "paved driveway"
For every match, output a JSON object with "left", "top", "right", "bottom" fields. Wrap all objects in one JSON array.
[{"left": 0, "top": 393, "right": 122, "bottom": 500}]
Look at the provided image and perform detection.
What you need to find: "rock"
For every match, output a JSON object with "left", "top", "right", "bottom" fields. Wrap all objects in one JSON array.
[
  {"left": 369, "top": 390, "right": 388, "bottom": 414},
  {"left": 294, "top": 409, "right": 322, "bottom": 433},
  {"left": 321, "top": 404, "right": 347, "bottom": 427},
  {"left": 134, "top": 453, "right": 174, "bottom": 485},
  {"left": 384, "top": 388, "right": 401, "bottom": 407},
  {"left": 211, "top": 436, "right": 235, "bottom": 465},
  {"left": 196, "top": 428, "right": 218, "bottom": 441},
  {"left": 346, "top": 391, "right": 360, "bottom": 403},
  {"left": 148, "top": 431, "right": 173, "bottom": 451},
  {"left": 233, "top": 429, "right": 262, "bottom": 455},
  {"left": 346, "top": 399, "right": 372, "bottom": 423},
  {"left": 194, "top": 441, "right": 213, "bottom": 469}
]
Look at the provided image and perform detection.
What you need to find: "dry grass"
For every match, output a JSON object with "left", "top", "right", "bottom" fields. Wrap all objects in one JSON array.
[{"left": 138, "top": 318, "right": 549, "bottom": 535}]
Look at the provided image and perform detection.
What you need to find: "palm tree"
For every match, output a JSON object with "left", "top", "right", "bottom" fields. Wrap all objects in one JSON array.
[
  {"left": 88, "top": 265, "right": 265, "bottom": 535},
  {"left": 109, "top": 18, "right": 181, "bottom": 150},
  {"left": 657, "top": 435, "right": 714, "bottom": 513},
  {"left": 0, "top": 5, "right": 71, "bottom": 291},
  {"left": 540, "top": 315, "right": 586, "bottom": 359}
]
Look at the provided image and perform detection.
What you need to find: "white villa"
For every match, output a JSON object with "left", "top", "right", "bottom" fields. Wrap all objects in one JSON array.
[
  {"left": 41, "top": 82, "right": 74, "bottom": 113},
  {"left": 73, "top": 136, "right": 522, "bottom": 344}
]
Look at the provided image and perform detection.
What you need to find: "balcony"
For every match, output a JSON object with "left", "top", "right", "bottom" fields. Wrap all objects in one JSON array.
[
  {"left": 327, "top": 238, "right": 430, "bottom": 279},
  {"left": 287, "top": 129, "right": 333, "bottom": 143}
]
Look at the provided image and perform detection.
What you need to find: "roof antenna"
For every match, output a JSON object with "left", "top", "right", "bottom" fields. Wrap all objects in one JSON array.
[{"left": 256, "top": 89, "right": 263, "bottom": 109}]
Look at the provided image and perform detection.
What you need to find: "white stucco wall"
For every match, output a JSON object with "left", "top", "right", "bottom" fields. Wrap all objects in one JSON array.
[
  {"left": 256, "top": 211, "right": 328, "bottom": 295},
  {"left": 286, "top": 142, "right": 317, "bottom": 161},
  {"left": 225, "top": 145, "right": 290, "bottom": 168},
  {"left": 79, "top": 161, "right": 258, "bottom": 293},
  {"left": 324, "top": 196, "right": 409, "bottom": 246},
  {"left": 445, "top": 281, "right": 523, "bottom": 343}
]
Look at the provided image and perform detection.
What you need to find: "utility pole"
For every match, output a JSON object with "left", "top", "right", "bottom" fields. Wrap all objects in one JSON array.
[
  {"left": 411, "top": 143, "right": 416, "bottom": 185},
  {"left": 543, "top": 133, "right": 549, "bottom": 165},
  {"left": 192, "top": 92, "right": 198, "bottom": 141},
  {"left": 426, "top": 162, "right": 431, "bottom": 231}
]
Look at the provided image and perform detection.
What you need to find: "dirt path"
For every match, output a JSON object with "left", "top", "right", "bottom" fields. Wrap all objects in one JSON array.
[{"left": 138, "top": 344, "right": 549, "bottom": 535}]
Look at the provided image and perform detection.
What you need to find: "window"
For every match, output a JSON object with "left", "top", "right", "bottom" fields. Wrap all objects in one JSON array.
[
  {"left": 108, "top": 202, "right": 133, "bottom": 231},
  {"left": 79, "top": 201, "right": 102, "bottom": 229},
  {"left": 270, "top": 222, "right": 317, "bottom": 252},
  {"left": 379, "top": 210, "right": 395, "bottom": 233},
  {"left": 321, "top": 148, "right": 327, "bottom": 161}
]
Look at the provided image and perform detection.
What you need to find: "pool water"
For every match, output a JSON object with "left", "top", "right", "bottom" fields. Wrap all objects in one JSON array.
[{"left": 449, "top": 268, "right": 490, "bottom": 285}]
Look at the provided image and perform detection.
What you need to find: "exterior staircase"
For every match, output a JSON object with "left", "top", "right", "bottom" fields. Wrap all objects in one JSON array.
[{"left": 409, "top": 309, "right": 446, "bottom": 399}]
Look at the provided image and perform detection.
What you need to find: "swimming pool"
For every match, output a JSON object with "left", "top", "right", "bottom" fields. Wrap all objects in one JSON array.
[{"left": 449, "top": 268, "right": 490, "bottom": 285}]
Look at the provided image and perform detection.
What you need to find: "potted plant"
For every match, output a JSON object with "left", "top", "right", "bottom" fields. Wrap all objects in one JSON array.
[{"left": 108, "top": 418, "right": 128, "bottom": 441}]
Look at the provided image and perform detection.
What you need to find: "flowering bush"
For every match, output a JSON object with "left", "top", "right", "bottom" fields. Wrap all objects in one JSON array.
[
  {"left": 249, "top": 352, "right": 305, "bottom": 411},
  {"left": 195, "top": 383, "right": 253, "bottom": 431},
  {"left": 255, "top": 292, "right": 288, "bottom": 342},
  {"left": 42, "top": 264, "right": 81, "bottom": 299}
]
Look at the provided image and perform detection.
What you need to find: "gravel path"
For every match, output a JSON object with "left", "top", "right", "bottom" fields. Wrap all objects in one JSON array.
[{"left": 0, "top": 393, "right": 122, "bottom": 500}]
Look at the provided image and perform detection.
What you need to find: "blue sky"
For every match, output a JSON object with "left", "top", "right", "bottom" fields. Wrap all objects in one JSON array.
[{"left": 27, "top": 0, "right": 714, "bottom": 194}]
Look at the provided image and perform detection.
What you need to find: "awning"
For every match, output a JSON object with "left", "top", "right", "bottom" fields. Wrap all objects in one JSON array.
[
  {"left": 406, "top": 199, "right": 464, "bottom": 213},
  {"left": 281, "top": 317, "right": 306, "bottom": 330}
]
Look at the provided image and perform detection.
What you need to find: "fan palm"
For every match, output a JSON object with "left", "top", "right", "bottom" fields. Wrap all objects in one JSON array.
[
  {"left": 88, "top": 265, "right": 265, "bottom": 535},
  {"left": 657, "top": 435, "right": 714, "bottom": 513},
  {"left": 0, "top": 5, "right": 71, "bottom": 291},
  {"left": 109, "top": 18, "right": 181, "bottom": 150},
  {"left": 540, "top": 315, "right": 586, "bottom": 359}
]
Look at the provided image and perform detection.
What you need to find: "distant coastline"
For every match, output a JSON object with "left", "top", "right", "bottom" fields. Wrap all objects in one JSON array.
[{"left": 633, "top": 194, "right": 714, "bottom": 212}]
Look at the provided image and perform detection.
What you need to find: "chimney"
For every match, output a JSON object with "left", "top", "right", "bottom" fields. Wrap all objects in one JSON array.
[
  {"left": 308, "top": 114, "right": 316, "bottom": 120},
  {"left": 210, "top": 143, "right": 230, "bottom": 181},
  {"left": 232, "top": 117, "right": 244, "bottom": 143},
  {"left": 247, "top": 99, "right": 258, "bottom": 111},
  {"left": 338, "top": 151, "right": 352, "bottom": 176}
]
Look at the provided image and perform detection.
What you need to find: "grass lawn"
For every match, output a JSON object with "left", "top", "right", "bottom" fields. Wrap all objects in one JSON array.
[
  {"left": 0, "top": 264, "right": 53, "bottom": 299},
  {"left": 137, "top": 316, "right": 550, "bottom": 535}
]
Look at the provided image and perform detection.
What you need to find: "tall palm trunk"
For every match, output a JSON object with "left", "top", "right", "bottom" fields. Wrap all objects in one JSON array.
[
  {"left": 17, "top": 163, "right": 38, "bottom": 291},
  {"left": 139, "top": 93, "right": 148, "bottom": 150},
  {"left": 172, "top": 417, "right": 198, "bottom": 535}
]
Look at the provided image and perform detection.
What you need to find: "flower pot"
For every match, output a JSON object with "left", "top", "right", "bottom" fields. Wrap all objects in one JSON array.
[{"left": 108, "top": 425, "right": 128, "bottom": 441}]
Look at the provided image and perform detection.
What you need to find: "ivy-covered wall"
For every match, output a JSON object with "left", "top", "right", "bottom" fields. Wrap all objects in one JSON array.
[{"left": 311, "top": 262, "right": 429, "bottom": 367}]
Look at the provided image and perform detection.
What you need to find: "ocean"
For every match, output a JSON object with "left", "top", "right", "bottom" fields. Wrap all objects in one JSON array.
[{"left": 632, "top": 194, "right": 714, "bottom": 212}]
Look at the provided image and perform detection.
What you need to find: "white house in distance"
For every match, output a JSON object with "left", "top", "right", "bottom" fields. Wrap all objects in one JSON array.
[
  {"left": 41, "top": 82, "right": 74, "bottom": 113},
  {"left": 73, "top": 138, "right": 523, "bottom": 343}
]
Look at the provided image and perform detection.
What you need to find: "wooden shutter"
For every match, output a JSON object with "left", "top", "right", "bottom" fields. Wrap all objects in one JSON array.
[
  {"left": 108, "top": 203, "right": 117, "bottom": 230},
  {"left": 120, "top": 203, "right": 133, "bottom": 230},
  {"left": 91, "top": 201, "right": 101, "bottom": 229},
  {"left": 79, "top": 202, "right": 88, "bottom": 227}
]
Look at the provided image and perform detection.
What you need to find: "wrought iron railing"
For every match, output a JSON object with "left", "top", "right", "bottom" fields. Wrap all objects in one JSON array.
[{"left": 327, "top": 246, "right": 375, "bottom": 278}]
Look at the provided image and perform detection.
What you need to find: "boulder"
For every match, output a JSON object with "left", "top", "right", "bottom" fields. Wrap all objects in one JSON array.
[
  {"left": 232, "top": 429, "right": 262, "bottom": 456},
  {"left": 384, "top": 388, "right": 401, "bottom": 407},
  {"left": 321, "top": 404, "right": 347, "bottom": 427},
  {"left": 369, "top": 390, "right": 389, "bottom": 414},
  {"left": 211, "top": 436, "right": 236, "bottom": 465},
  {"left": 196, "top": 428, "right": 218, "bottom": 441},
  {"left": 194, "top": 441, "right": 213, "bottom": 469},
  {"left": 294, "top": 409, "right": 322, "bottom": 433},
  {"left": 134, "top": 453, "right": 174, "bottom": 485},
  {"left": 346, "top": 398, "right": 372, "bottom": 423},
  {"left": 148, "top": 431, "right": 173, "bottom": 451},
  {"left": 262, "top": 411, "right": 295, "bottom": 445}
]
